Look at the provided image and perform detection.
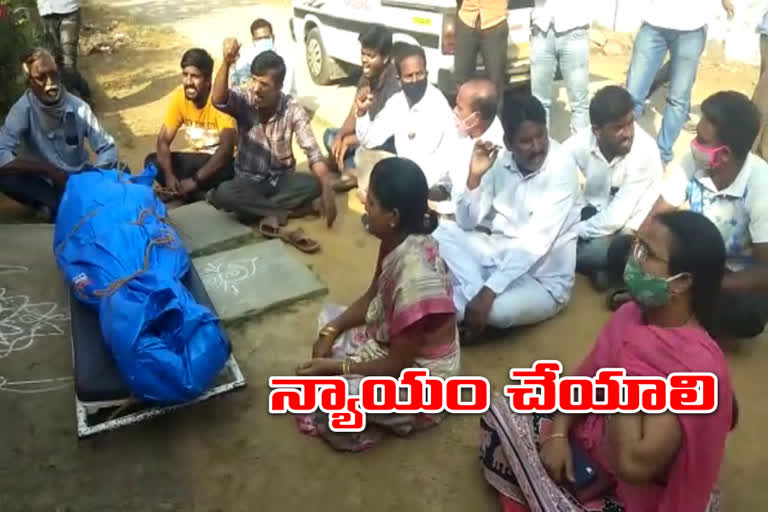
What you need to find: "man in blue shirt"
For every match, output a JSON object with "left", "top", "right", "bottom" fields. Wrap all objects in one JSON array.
[
  {"left": 0, "top": 48, "right": 118, "bottom": 222},
  {"left": 36, "top": 0, "right": 90, "bottom": 101}
]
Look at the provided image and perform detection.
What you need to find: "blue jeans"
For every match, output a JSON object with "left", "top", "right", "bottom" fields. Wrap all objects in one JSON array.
[
  {"left": 323, "top": 128, "right": 397, "bottom": 170},
  {"left": 530, "top": 26, "right": 590, "bottom": 135},
  {"left": 626, "top": 23, "right": 706, "bottom": 164},
  {"left": 323, "top": 128, "right": 357, "bottom": 171}
]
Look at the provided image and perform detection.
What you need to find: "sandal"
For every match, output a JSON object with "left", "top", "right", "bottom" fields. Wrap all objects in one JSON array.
[
  {"left": 332, "top": 173, "right": 358, "bottom": 193},
  {"left": 258, "top": 216, "right": 281, "bottom": 238},
  {"left": 281, "top": 228, "right": 320, "bottom": 254},
  {"left": 607, "top": 289, "right": 632, "bottom": 312}
]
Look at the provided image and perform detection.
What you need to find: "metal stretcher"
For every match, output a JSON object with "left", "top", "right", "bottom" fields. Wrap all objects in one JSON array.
[{"left": 68, "top": 265, "right": 246, "bottom": 439}]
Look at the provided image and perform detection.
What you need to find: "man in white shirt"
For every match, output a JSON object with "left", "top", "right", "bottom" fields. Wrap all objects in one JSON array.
[
  {"left": 530, "top": 0, "right": 591, "bottom": 135},
  {"left": 432, "top": 95, "right": 580, "bottom": 341},
  {"left": 564, "top": 85, "right": 663, "bottom": 291},
  {"left": 428, "top": 78, "right": 505, "bottom": 215},
  {"left": 229, "top": 18, "right": 297, "bottom": 98},
  {"left": 625, "top": 0, "right": 735, "bottom": 165},
  {"left": 355, "top": 44, "right": 456, "bottom": 189},
  {"left": 612, "top": 91, "right": 768, "bottom": 341}
]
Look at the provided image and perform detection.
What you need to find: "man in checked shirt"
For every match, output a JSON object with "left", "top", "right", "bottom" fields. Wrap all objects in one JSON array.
[{"left": 209, "top": 38, "right": 337, "bottom": 236}]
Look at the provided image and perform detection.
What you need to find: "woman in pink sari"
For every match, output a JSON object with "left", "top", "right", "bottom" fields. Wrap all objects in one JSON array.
[
  {"left": 295, "top": 157, "right": 460, "bottom": 451},
  {"left": 480, "top": 210, "right": 737, "bottom": 512}
]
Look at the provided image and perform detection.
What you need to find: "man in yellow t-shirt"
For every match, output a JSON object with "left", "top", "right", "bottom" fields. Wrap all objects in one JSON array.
[{"left": 144, "top": 48, "right": 237, "bottom": 202}]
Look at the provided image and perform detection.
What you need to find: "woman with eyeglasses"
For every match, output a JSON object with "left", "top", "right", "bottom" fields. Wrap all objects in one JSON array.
[{"left": 479, "top": 210, "right": 737, "bottom": 512}]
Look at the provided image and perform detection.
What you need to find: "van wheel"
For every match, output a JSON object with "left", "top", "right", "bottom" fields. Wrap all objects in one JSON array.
[{"left": 306, "top": 28, "right": 332, "bottom": 85}]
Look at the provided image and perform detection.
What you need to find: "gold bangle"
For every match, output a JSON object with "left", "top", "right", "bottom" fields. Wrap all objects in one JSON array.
[
  {"left": 540, "top": 433, "right": 567, "bottom": 447},
  {"left": 342, "top": 357, "right": 350, "bottom": 375},
  {"left": 320, "top": 325, "right": 338, "bottom": 337}
]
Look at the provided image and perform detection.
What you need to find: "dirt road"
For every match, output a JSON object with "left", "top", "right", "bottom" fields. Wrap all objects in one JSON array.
[{"left": 1, "top": 1, "right": 766, "bottom": 511}]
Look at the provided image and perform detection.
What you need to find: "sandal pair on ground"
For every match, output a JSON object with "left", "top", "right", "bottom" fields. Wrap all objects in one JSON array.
[{"left": 258, "top": 216, "right": 320, "bottom": 254}]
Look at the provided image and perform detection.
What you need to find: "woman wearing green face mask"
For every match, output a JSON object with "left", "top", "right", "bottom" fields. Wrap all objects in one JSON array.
[{"left": 480, "top": 210, "right": 738, "bottom": 512}]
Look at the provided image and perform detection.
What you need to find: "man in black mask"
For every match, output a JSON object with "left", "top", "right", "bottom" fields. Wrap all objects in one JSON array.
[{"left": 355, "top": 43, "right": 456, "bottom": 190}]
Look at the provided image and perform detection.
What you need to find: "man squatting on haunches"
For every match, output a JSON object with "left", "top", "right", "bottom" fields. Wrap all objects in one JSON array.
[{"left": 0, "top": 48, "right": 119, "bottom": 222}]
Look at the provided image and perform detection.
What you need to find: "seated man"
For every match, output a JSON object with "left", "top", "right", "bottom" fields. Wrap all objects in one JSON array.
[
  {"left": 208, "top": 39, "right": 336, "bottom": 231},
  {"left": 145, "top": 48, "right": 237, "bottom": 203},
  {"left": 229, "top": 18, "right": 297, "bottom": 98},
  {"left": 429, "top": 78, "right": 505, "bottom": 215},
  {"left": 615, "top": 91, "right": 768, "bottom": 341},
  {"left": 355, "top": 43, "right": 456, "bottom": 191},
  {"left": 36, "top": 0, "right": 91, "bottom": 102},
  {"left": 0, "top": 48, "right": 118, "bottom": 222},
  {"left": 432, "top": 95, "right": 580, "bottom": 340},
  {"left": 563, "top": 85, "right": 663, "bottom": 290},
  {"left": 323, "top": 24, "right": 400, "bottom": 188}
]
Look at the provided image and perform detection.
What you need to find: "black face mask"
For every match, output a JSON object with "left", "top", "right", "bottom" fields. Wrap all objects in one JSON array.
[{"left": 402, "top": 79, "right": 427, "bottom": 104}]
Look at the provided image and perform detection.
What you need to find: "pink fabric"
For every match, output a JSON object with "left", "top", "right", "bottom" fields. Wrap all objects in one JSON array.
[
  {"left": 372, "top": 235, "right": 457, "bottom": 357},
  {"left": 389, "top": 297, "right": 456, "bottom": 337},
  {"left": 570, "top": 302, "right": 733, "bottom": 512}
]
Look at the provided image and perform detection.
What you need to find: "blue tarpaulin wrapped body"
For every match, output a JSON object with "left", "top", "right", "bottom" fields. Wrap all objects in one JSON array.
[{"left": 53, "top": 166, "right": 230, "bottom": 404}]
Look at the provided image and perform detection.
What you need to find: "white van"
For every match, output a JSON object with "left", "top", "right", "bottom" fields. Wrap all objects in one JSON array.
[{"left": 289, "top": 0, "right": 534, "bottom": 96}]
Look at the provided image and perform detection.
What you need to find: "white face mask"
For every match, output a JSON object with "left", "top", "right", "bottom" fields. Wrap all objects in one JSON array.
[
  {"left": 254, "top": 38, "right": 274, "bottom": 54},
  {"left": 454, "top": 111, "right": 477, "bottom": 137}
]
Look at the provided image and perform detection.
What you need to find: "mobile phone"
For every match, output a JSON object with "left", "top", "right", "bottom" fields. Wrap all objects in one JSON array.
[{"left": 570, "top": 442, "right": 599, "bottom": 489}]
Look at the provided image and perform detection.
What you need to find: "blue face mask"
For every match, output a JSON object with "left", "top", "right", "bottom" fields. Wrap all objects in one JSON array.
[{"left": 254, "top": 38, "right": 274, "bottom": 54}]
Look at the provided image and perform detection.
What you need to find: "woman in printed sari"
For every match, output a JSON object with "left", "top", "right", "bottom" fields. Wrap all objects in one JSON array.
[
  {"left": 295, "top": 156, "right": 460, "bottom": 451},
  {"left": 480, "top": 210, "right": 737, "bottom": 512}
]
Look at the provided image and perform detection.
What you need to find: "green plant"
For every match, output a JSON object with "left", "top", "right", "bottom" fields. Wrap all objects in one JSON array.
[{"left": 0, "top": 0, "right": 48, "bottom": 117}]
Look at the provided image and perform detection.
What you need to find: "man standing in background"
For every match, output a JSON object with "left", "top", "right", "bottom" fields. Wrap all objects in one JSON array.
[
  {"left": 36, "top": 0, "right": 91, "bottom": 102},
  {"left": 529, "top": 0, "right": 591, "bottom": 136},
  {"left": 454, "top": 0, "right": 508, "bottom": 112},
  {"left": 229, "top": 18, "right": 297, "bottom": 98},
  {"left": 625, "top": 0, "right": 735, "bottom": 166}
]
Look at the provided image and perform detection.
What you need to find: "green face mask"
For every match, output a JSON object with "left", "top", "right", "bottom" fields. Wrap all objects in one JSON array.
[{"left": 623, "top": 257, "right": 683, "bottom": 308}]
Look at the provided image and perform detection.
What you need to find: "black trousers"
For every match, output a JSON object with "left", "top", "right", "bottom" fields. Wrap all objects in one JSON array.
[
  {"left": 454, "top": 17, "right": 509, "bottom": 111},
  {"left": 208, "top": 172, "right": 321, "bottom": 224},
  {"left": 0, "top": 163, "right": 130, "bottom": 222},
  {"left": 144, "top": 152, "right": 235, "bottom": 191},
  {"left": 0, "top": 174, "right": 62, "bottom": 221},
  {"left": 606, "top": 234, "right": 768, "bottom": 339}
]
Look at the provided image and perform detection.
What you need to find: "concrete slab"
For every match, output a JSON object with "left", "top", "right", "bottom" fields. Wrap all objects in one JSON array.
[
  {"left": 192, "top": 239, "right": 328, "bottom": 324},
  {"left": 168, "top": 201, "right": 256, "bottom": 257}
]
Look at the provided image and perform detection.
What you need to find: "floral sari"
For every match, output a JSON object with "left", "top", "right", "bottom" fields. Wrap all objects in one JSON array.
[
  {"left": 480, "top": 302, "right": 734, "bottom": 512},
  {"left": 297, "top": 234, "right": 461, "bottom": 450}
]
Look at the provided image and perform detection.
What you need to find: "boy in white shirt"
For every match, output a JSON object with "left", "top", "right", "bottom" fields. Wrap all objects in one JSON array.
[{"left": 564, "top": 85, "right": 663, "bottom": 291}]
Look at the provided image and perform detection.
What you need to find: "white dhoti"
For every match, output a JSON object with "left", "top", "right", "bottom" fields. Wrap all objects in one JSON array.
[{"left": 432, "top": 221, "right": 564, "bottom": 329}]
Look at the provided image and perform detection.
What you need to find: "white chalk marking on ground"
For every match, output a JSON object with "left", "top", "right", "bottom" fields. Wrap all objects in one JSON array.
[
  {"left": 0, "top": 287, "right": 69, "bottom": 359},
  {"left": 0, "top": 264, "right": 30, "bottom": 275},
  {"left": 202, "top": 256, "right": 261, "bottom": 296},
  {"left": 0, "top": 375, "right": 73, "bottom": 394}
]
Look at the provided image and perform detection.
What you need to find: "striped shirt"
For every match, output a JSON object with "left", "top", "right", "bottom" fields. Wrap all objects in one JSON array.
[{"left": 214, "top": 89, "right": 324, "bottom": 186}]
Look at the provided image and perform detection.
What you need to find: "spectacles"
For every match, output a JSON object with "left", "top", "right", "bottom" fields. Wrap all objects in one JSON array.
[{"left": 632, "top": 237, "right": 668, "bottom": 264}]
